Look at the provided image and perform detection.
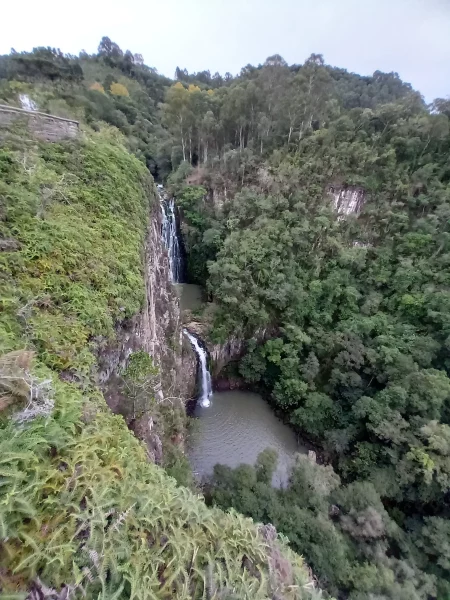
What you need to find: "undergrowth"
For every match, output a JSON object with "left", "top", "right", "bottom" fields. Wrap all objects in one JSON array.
[{"left": 0, "top": 373, "right": 318, "bottom": 599}]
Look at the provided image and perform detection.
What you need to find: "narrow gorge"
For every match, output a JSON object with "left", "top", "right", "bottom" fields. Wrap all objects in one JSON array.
[{"left": 158, "top": 185, "right": 307, "bottom": 485}]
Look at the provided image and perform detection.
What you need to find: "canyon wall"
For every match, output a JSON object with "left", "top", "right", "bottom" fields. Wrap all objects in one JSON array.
[{"left": 98, "top": 192, "right": 197, "bottom": 399}]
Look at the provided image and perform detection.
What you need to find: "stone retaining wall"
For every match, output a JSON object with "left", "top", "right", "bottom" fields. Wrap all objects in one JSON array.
[{"left": 0, "top": 104, "right": 79, "bottom": 142}]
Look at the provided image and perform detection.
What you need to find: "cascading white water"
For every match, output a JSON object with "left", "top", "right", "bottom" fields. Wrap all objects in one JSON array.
[
  {"left": 183, "top": 329, "right": 212, "bottom": 407},
  {"left": 159, "top": 188, "right": 183, "bottom": 283},
  {"left": 158, "top": 185, "right": 211, "bottom": 407},
  {"left": 19, "top": 94, "right": 38, "bottom": 111}
]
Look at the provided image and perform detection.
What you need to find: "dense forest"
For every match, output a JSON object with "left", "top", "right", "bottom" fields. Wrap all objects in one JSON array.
[
  {"left": 1, "top": 37, "right": 450, "bottom": 599},
  {"left": 161, "top": 44, "right": 450, "bottom": 600}
]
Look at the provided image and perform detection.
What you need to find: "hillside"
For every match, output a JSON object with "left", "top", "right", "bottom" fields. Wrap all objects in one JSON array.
[{"left": 1, "top": 38, "right": 450, "bottom": 600}]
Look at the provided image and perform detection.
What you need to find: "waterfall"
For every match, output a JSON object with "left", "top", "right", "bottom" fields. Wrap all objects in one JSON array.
[
  {"left": 158, "top": 185, "right": 211, "bottom": 407},
  {"left": 183, "top": 329, "right": 212, "bottom": 407},
  {"left": 159, "top": 186, "right": 183, "bottom": 283},
  {"left": 19, "top": 94, "right": 38, "bottom": 111}
]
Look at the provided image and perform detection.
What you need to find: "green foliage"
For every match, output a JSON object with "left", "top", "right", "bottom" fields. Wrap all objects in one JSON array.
[
  {"left": 0, "top": 129, "right": 149, "bottom": 374},
  {"left": 0, "top": 43, "right": 173, "bottom": 178},
  {"left": 239, "top": 346, "right": 266, "bottom": 383},
  {"left": 0, "top": 47, "right": 83, "bottom": 82},
  {"left": 166, "top": 160, "right": 193, "bottom": 193},
  {"left": 0, "top": 386, "right": 318, "bottom": 599},
  {"left": 208, "top": 452, "right": 438, "bottom": 600},
  {"left": 174, "top": 185, "right": 224, "bottom": 284},
  {"left": 0, "top": 74, "right": 319, "bottom": 599},
  {"left": 122, "top": 351, "right": 157, "bottom": 382},
  {"left": 177, "top": 49, "right": 450, "bottom": 600},
  {"left": 292, "top": 393, "right": 339, "bottom": 439},
  {"left": 2, "top": 37, "right": 450, "bottom": 600},
  {"left": 162, "top": 443, "right": 194, "bottom": 488},
  {"left": 110, "top": 82, "right": 129, "bottom": 96}
]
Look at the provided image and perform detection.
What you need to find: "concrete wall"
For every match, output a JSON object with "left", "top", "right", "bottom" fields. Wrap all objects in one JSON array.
[{"left": 0, "top": 104, "right": 79, "bottom": 142}]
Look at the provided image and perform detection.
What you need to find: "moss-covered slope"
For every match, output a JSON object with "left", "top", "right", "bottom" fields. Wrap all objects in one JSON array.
[{"left": 0, "top": 125, "right": 149, "bottom": 372}]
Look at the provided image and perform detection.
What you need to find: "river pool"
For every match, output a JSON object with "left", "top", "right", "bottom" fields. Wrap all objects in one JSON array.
[
  {"left": 188, "top": 390, "right": 307, "bottom": 487},
  {"left": 175, "top": 283, "right": 204, "bottom": 312}
]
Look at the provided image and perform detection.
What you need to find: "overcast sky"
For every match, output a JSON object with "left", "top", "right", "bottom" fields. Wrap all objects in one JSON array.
[{"left": 2, "top": 0, "right": 449, "bottom": 101}]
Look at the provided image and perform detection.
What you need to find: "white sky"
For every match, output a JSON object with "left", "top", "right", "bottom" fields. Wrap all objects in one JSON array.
[{"left": 1, "top": 0, "right": 449, "bottom": 101}]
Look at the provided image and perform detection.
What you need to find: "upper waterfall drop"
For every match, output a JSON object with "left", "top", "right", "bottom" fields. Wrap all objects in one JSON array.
[
  {"left": 183, "top": 329, "right": 212, "bottom": 407},
  {"left": 158, "top": 185, "right": 183, "bottom": 283}
]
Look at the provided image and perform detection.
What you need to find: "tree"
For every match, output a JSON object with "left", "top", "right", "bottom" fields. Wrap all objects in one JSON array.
[
  {"left": 98, "top": 36, "right": 123, "bottom": 58},
  {"left": 110, "top": 82, "right": 129, "bottom": 96},
  {"left": 255, "top": 448, "right": 278, "bottom": 483},
  {"left": 98, "top": 36, "right": 113, "bottom": 55},
  {"left": 163, "top": 83, "right": 190, "bottom": 161}
]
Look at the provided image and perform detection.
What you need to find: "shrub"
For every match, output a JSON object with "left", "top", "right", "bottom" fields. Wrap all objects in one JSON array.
[{"left": 110, "top": 82, "right": 129, "bottom": 96}]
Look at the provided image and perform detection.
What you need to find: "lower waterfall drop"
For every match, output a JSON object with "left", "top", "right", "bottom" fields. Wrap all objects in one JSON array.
[{"left": 183, "top": 329, "right": 212, "bottom": 407}]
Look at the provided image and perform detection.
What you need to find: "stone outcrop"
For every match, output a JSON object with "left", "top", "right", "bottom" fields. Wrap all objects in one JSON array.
[
  {"left": 0, "top": 104, "right": 79, "bottom": 142},
  {"left": 184, "top": 321, "right": 270, "bottom": 385},
  {"left": 209, "top": 337, "right": 247, "bottom": 378},
  {"left": 209, "top": 327, "right": 272, "bottom": 378},
  {"left": 328, "top": 185, "right": 365, "bottom": 218}
]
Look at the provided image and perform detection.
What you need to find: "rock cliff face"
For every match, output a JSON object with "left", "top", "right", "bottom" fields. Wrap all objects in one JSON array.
[
  {"left": 209, "top": 337, "right": 246, "bottom": 378},
  {"left": 98, "top": 189, "right": 197, "bottom": 460},
  {"left": 184, "top": 321, "right": 271, "bottom": 387},
  {"left": 210, "top": 326, "right": 273, "bottom": 378},
  {"left": 328, "top": 185, "right": 366, "bottom": 218},
  {"left": 98, "top": 195, "right": 195, "bottom": 398}
]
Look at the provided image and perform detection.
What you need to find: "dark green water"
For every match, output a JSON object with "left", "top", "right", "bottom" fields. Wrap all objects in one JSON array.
[
  {"left": 188, "top": 390, "right": 306, "bottom": 486},
  {"left": 175, "top": 283, "right": 203, "bottom": 312}
]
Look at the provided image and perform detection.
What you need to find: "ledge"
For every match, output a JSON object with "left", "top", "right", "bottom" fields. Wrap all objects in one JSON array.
[{"left": 0, "top": 104, "right": 79, "bottom": 126}]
